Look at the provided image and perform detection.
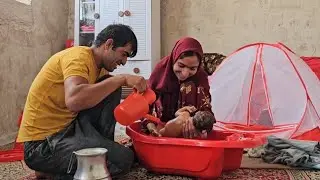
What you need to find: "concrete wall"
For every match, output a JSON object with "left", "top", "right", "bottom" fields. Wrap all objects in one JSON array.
[
  {"left": 0, "top": 0, "right": 69, "bottom": 145},
  {"left": 160, "top": 0, "right": 320, "bottom": 56},
  {"left": 68, "top": 0, "right": 74, "bottom": 39}
]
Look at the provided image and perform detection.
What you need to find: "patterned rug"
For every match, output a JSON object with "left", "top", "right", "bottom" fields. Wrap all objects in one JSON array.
[
  {"left": 17, "top": 165, "right": 320, "bottom": 180},
  {"left": 118, "top": 167, "right": 294, "bottom": 180}
]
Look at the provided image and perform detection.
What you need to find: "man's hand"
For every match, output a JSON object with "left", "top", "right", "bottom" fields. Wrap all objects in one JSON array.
[{"left": 124, "top": 75, "right": 147, "bottom": 93}]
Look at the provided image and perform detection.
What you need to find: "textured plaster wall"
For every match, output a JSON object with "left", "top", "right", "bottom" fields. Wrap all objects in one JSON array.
[
  {"left": 0, "top": 0, "right": 69, "bottom": 145},
  {"left": 68, "top": 0, "right": 75, "bottom": 39},
  {"left": 161, "top": 0, "right": 320, "bottom": 56}
]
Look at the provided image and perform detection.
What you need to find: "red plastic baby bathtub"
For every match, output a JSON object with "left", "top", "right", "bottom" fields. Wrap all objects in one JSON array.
[{"left": 126, "top": 122, "right": 266, "bottom": 179}]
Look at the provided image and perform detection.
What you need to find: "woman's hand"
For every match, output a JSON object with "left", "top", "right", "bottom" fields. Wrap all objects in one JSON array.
[
  {"left": 182, "top": 118, "right": 197, "bottom": 138},
  {"left": 175, "top": 106, "right": 197, "bottom": 117},
  {"left": 182, "top": 118, "right": 207, "bottom": 139}
]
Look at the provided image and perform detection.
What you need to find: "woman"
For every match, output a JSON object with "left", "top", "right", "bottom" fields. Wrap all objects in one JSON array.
[{"left": 144, "top": 37, "right": 214, "bottom": 138}]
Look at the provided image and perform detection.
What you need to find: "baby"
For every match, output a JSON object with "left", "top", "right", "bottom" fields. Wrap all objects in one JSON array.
[{"left": 146, "top": 106, "right": 216, "bottom": 138}]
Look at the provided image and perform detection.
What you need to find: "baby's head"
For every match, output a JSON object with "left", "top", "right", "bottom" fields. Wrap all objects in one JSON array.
[{"left": 192, "top": 111, "right": 216, "bottom": 133}]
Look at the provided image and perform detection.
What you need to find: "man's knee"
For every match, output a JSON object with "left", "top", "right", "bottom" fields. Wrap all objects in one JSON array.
[
  {"left": 23, "top": 141, "right": 50, "bottom": 171},
  {"left": 113, "top": 146, "right": 134, "bottom": 173}
]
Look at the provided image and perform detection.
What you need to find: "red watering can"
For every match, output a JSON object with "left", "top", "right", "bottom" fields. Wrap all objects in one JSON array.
[{"left": 114, "top": 88, "right": 162, "bottom": 126}]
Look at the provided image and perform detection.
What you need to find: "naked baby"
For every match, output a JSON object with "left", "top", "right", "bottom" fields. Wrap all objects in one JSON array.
[{"left": 146, "top": 106, "right": 216, "bottom": 138}]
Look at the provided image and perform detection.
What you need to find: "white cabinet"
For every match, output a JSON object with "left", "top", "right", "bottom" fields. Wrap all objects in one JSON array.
[
  {"left": 97, "top": 0, "right": 122, "bottom": 32},
  {"left": 74, "top": 0, "right": 161, "bottom": 79}
]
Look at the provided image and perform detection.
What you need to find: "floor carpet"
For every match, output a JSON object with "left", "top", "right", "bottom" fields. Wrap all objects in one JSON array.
[{"left": 0, "top": 160, "right": 318, "bottom": 180}]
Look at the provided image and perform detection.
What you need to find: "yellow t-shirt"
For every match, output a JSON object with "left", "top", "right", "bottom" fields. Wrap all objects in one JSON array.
[{"left": 17, "top": 46, "right": 106, "bottom": 142}]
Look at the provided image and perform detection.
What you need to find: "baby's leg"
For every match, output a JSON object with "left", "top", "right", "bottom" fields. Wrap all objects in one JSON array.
[
  {"left": 157, "top": 124, "right": 166, "bottom": 136},
  {"left": 159, "top": 128, "right": 165, "bottom": 136}
]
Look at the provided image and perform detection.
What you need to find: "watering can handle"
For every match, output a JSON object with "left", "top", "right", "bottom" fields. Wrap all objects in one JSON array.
[
  {"left": 132, "top": 88, "right": 156, "bottom": 105},
  {"left": 67, "top": 152, "right": 76, "bottom": 173},
  {"left": 132, "top": 88, "right": 147, "bottom": 95},
  {"left": 132, "top": 87, "right": 138, "bottom": 93}
]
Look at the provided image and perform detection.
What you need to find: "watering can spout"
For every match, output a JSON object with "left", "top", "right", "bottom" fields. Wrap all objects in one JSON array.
[{"left": 114, "top": 88, "right": 159, "bottom": 126}]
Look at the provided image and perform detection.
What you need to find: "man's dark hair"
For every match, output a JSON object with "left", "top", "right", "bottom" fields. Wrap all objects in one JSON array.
[{"left": 94, "top": 24, "right": 138, "bottom": 58}]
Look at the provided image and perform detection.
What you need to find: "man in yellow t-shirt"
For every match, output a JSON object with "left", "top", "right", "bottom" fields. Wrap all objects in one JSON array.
[{"left": 17, "top": 24, "right": 146, "bottom": 179}]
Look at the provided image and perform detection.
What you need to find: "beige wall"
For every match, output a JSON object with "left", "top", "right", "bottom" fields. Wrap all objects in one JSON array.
[
  {"left": 0, "top": 0, "right": 69, "bottom": 145},
  {"left": 68, "top": 0, "right": 75, "bottom": 39},
  {"left": 1, "top": 0, "right": 320, "bottom": 145},
  {"left": 160, "top": 0, "right": 320, "bottom": 56},
  {"left": 68, "top": 0, "right": 320, "bottom": 56}
]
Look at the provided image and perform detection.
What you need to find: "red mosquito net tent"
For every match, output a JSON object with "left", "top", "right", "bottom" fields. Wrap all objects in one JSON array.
[
  {"left": 301, "top": 56, "right": 320, "bottom": 80},
  {"left": 209, "top": 42, "right": 320, "bottom": 141}
]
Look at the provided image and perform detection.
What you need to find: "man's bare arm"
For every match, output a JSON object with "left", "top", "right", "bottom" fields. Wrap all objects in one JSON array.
[{"left": 64, "top": 75, "right": 126, "bottom": 112}]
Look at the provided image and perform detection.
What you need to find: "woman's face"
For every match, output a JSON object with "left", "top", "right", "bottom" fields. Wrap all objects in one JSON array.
[{"left": 173, "top": 55, "right": 200, "bottom": 81}]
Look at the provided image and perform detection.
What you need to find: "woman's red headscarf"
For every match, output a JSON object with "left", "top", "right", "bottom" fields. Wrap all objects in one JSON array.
[{"left": 148, "top": 37, "right": 212, "bottom": 122}]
